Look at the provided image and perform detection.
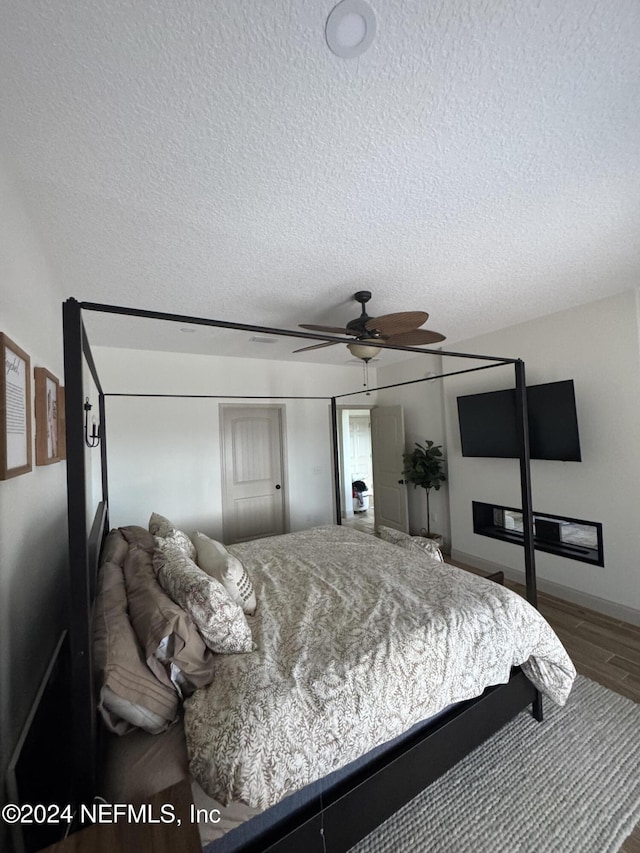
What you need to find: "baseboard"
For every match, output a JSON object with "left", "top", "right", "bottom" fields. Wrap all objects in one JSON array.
[{"left": 450, "top": 549, "right": 640, "bottom": 627}]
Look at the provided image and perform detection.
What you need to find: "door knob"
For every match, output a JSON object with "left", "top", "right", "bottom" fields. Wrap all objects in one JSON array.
[{"left": 275, "top": 484, "right": 281, "bottom": 490}]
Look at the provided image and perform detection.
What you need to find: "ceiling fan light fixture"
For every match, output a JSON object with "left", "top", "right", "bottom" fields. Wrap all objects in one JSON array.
[{"left": 347, "top": 342, "right": 381, "bottom": 361}]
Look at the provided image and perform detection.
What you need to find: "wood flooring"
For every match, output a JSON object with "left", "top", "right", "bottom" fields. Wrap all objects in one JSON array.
[{"left": 450, "top": 558, "right": 640, "bottom": 853}]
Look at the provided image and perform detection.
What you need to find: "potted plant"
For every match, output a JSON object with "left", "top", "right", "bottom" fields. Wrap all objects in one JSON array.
[{"left": 402, "top": 440, "right": 446, "bottom": 543}]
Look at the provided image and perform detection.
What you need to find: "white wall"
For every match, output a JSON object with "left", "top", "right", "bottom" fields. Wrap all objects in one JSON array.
[
  {"left": 375, "top": 352, "right": 449, "bottom": 541},
  {"left": 92, "top": 347, "right": 376, "bottom": 539},
  {"left": 442, "top": 290, "right": 640, "bottom": 622},
  {"left": 0, "top": 151, "right": 67, "bottom": 852}
]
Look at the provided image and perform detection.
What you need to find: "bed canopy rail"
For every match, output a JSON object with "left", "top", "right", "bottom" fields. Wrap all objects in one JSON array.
[
  {"left": 77, "top": 298, "right": 525, "bottom": 363},
  {"left": 62, "top": 295, "right": 540, "bottom": 841}
]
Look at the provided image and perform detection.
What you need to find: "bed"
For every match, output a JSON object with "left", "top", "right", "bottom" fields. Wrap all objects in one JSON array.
[
  {"left": 63, "top": 296, "right": 559, "bottom": 852},
  {"left": 94, "top": 513, "right": 575, "bottom": 852}
]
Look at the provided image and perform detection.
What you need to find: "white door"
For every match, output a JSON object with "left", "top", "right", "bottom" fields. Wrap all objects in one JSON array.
[
  {"left": 220, "top": 405, "right": 286, "bottom": 544},
  {"left": 349, "top": 414, "right": 373, "bottom": 493},
  {"left": 371, "top": 406, "right": 409, "bottom": 533}
]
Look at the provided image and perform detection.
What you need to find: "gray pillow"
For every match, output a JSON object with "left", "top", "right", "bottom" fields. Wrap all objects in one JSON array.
[
  {"left": 123, "top": 544, "right": 216, "bottom": 693},
  {"left": 94, "top": 561, "right": 179, "bottom": 735},
  {"left": 101, "top": 529, "right": 129, "bottom": 567}
]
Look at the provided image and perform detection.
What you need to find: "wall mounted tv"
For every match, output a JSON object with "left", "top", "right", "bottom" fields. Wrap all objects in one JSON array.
[{"left": 456, "top": 379, "right": 582, "bottom": 461}]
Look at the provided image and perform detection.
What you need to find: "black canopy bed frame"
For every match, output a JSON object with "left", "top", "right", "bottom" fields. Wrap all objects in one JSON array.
[{"left": 62, "top": 296, "right": 541, "bottom": 852}]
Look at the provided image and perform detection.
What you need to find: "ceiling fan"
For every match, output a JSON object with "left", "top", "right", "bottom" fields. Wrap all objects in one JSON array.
[{"left": 293, "top": 290, "right": 446, "bottom": 359}]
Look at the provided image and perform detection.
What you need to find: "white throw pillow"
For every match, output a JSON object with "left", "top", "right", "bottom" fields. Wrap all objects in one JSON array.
[{"left": 193, "top": 532, "right": 257, "bottom": 616}]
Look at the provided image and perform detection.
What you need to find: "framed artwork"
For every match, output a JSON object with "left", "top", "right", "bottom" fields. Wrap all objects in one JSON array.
[
  {"left": 1, "top": 333, "right": 33, "bottom": 480},
  {"left": 34, "top": 367, "right": 61, "bottom": 466},
  {"left": 0, "top": 332, "right": 31, "bottom": 480}
]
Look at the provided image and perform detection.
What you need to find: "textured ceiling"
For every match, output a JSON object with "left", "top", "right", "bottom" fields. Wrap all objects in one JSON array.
[{"left": 1, "top": 0, "right": 639, "bottom": 358}]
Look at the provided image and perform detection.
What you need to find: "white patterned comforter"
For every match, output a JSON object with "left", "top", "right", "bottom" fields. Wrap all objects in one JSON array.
[{"left": 184, "top": 526, "right": 576, "bottom": 809}]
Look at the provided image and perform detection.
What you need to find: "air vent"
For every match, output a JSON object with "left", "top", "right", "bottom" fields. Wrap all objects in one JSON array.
[{"left": 249, "top": 336, "right": 277, "bottom": 344}]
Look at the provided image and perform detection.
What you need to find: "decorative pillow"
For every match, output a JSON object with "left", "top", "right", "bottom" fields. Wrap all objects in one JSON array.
[
  {"left": 149, "top": 512, "right": 197, "bottom": 562},
  {"left": 406, "top": 536, "right": 444, "bottom": 563},
  {"left": 94, "top": 560, "right": 179, "bottom": 735},
  {"left": 154, "top": 539, "right": 254, "bottom": 654},
  {"left": 101, "top": 529, "right": 129, "bottom": 567},
  {"left": 123, "top": 544, "right": 216, "bottom": 693},
  {"left": 378, "top": 525, "right": 444, "bottom": 563},
  {"left": 377, "top": 526, "right": 412, "bottom": 547},
  {"left": 193, "top": 532, "right": 257, "bottom": 615}
]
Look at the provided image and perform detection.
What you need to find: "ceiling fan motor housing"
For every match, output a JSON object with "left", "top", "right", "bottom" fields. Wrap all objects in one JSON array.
[{"left": 347, "top": 290, "right": 378, "bottom": 337}]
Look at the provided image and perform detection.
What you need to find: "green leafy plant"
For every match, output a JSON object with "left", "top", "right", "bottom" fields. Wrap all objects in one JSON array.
[{"left": 402, "top": 440, "right": 447, "bottom": 536}]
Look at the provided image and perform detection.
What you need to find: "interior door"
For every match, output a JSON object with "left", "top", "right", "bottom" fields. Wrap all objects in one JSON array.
[
  {"left": 349, "top": 413, "right": 374, "bottom": 494},
  {"left": 371, "top": 405, "right": 409, "bottom": 532},
  {"left": 221, "top": 405, "right": 286, "bottom": 543}
]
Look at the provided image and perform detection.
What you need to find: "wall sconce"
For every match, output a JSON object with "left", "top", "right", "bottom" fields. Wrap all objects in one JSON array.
[{"left": 84, "top": 397, "right": 100, "bottom": 448}]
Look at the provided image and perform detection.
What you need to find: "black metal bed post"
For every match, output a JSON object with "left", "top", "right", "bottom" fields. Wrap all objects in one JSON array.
[
  {"left": 98, "top": 392, "right": 109, "bottom": 526},
  {"left": 62, "top": 298, "right": 96, "bottom": 803},
  {"left": 514, "top": 360, "right": 536, "bottom": 608},
  {"left": 514, "top": 359, "right": 543, "bottom": 722},
  {"left": 330, "top": 398, "right": 342, "bottom": 525}
]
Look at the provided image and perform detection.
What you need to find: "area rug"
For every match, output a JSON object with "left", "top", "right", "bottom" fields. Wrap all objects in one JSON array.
[{"left": 351, "top": 676, "right": 640, "bottom": 853}]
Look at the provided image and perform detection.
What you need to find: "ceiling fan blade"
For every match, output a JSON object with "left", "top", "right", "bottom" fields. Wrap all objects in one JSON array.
[
  {"left": 382, "top": 328, "right": 447, "bottom": 346},
  {"left": 299, "top": 324, "right": 358, "bottom": 336},
  {"left": 365, "top": 311, "right": 429, "bottom": 336},
  {"left": 292, "top": 341, "right": 340, "bottom": 354}
]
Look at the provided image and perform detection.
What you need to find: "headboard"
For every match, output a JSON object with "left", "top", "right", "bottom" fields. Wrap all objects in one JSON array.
[{"left": 87, "top": 500, "right": 108, "bottom": 603}]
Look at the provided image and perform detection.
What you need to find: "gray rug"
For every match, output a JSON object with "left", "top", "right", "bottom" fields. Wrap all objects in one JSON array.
[{"left": 351, "top": 676, "right": 640, "bottom": 853}]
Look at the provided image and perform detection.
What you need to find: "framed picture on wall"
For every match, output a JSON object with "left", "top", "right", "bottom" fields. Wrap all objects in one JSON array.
[
  {"left": 1, "top": 333, "right": 33, "bottom": 479},
  {"left": 34, "top": 367, "right": 61, "bottom": 466}
]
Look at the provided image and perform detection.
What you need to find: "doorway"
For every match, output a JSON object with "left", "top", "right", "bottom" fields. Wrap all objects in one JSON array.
[
  {"left": 338, "top": 405, "right": 410, "bottom": 536},
  {"left": 339, "top": 408, "right": 375, "bottom": 533},
  {"left": 220, "top": 404, "right": 287, "bottom": 543}
]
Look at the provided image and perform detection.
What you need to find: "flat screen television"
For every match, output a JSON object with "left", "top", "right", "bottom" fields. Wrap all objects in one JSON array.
[{"left": 456, "top": 379, "right": 582, "bottom": 461}]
